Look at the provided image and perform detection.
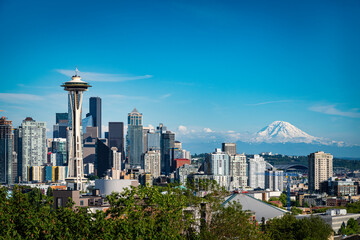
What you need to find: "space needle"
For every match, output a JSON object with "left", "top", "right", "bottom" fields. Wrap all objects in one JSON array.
[{"left": 62, "top": 67, "right": 91, "bottom": 191}]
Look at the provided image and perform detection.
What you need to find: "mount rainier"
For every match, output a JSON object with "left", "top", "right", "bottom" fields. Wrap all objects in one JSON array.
[{"left": 251, "top": 121, "right": 344, "bottom": 146}]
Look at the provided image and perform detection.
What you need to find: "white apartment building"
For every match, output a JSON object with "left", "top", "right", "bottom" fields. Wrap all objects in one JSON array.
[
  {"left": 230, "top": 153, "right": 248, "bottom": 189},
  {"left": 143, "top": 150, "right": 161, "bottom": 178},
  {"left": 17, "top": 117, "right": 47, "bottom": 182},
  {"left": 247, "top": 154, "right": 266, "bottom": 189},
  {"left": 205, "top": 148, "right": 231, "bottom": 189}
]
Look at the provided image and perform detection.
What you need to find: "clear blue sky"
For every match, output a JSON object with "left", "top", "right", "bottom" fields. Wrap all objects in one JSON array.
[{"left": 0, "top": 0, "right": 359, "bottom": 145}]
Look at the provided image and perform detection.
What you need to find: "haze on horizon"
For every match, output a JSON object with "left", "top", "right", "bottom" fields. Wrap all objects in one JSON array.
[{"left": 0, "top": 0, "right": 359, "bottom": 151}]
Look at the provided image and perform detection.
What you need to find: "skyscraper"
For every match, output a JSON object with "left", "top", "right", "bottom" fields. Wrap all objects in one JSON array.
[
  {"left": 127, "top": 108, "right": 143, "bottom": 168},
  {"left": 89, "top": 97, "right": 102, "bottom": 137},
  {"left": 265, "top": 169, "right": 284, "bottom": 191},
  {"left": 205, "top": 148, "right": 231, "bottom": 189},
  {"left": 51, "top": 138, "right": 67, "bottom": 166},
  {"left": 308, "top": 151, "right": 333, "bottom": 192},
  {"left": 142, "top": 127, "right": 150, "bottom": 153},
  {"left": 108, "top": 122, "right": 124, "bottom": 160},
  {"left": 16, "top": 117, "right": 47, "bottom": 182},
  {"left": 222, "top": 143, "right": 237, "bottom": 155},
  {"left": 111, "top": 147, "right": 122, "bottom": 179},
  {"left": 143, "top": 150, "right": 161, "bottom": 178},
  {"left": 247, "top": 154, "right": 266, "bottom": 189},
  {"left": 161, "top": 130, "right": 175, "bottom": 175},
  {"left": 83, "top": 126, "right": 98, "bottom": 164},
  {"left": 62, "top": 69, "right": 91, "bottom": 190},
  {"left": 56, "top": 113, "right": 68, "bottom": 124},
  {"left": 0, "top": 116, "right": 14, "bottom": 184},
  {"left": 53, "top": 112, "right": 68, "bottom": 138},
  {"left": 230, "top": 153, "right": 247, "bottom": 189},
  {"left": 95, "top": 138, "right": 111, "bottom": 178},
  {"left": 147, "top": 129, "right": 161, "bottom": 151},
  {"left": 82, "top": 115, "right": 93, "bottom": 134}
]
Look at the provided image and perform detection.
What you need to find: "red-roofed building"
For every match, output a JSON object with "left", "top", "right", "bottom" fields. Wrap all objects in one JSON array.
[{"left": 173, "top": 158, "right": 191, "bottom": 170}]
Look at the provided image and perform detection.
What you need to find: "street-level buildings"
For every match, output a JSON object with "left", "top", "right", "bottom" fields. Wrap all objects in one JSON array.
[
  {"left": 176, "top": 164, "right": 198, "bottom": 185},
  {"left": 322, "top": 177, "right": 358, "bottom": 197}
]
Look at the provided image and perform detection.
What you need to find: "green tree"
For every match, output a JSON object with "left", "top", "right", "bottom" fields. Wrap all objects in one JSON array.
[
  {"left": 47, "top": 187, "right": 53, "bottom": 197},
  {"left": 279, "top": 193, "right": 287, "bottom": 207},
  {"left": 266, "top": 214, "right": 333, "bottom": 240},
  {"left": 291, "top": 207, "right": 302, "bottom": 215},
  {"left": 347, "top": 218, "right": 360, "bottom": 234},
  {"left": 201, "top": 201, "right": 267, "bottom": 240},
  {"left": 339, "top": 218, "right": 360, "bottom": 235},
  {"left": 347, "top": 201, "right": 360, "bottom": 213}
]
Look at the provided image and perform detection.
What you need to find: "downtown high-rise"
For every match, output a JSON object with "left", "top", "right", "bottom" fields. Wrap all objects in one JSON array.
[
  {"left": 230, "top": 153, "right": 247, "bottom": 189},
  {"left": 0, "top": 116, "right": 14, "bottom": 184},
  {"left": 247, "top": 154, "right": 266, "bottom": 189},
  {"left": 53, "top": 113, "right": 68, "bottom": 138},
  {"left": 88, "top": 97, "right": 102, "bottom": 138},
  {"left": 205, "top": 148, "right": 231, "bottom": 189},
  {"left": 222, "top": 143, "right": 237, "bottom": 155},
  {"left": 15, "top": 117, "right": 47, "bottom": 182},
  {"left": 143, "top": 150, "right": 161, "bottom": 178},
  {"left": 127, "top": 108, "right": 143, "bottom": 168},
  {"left": 308, "top": 151, "right": 333, "bottom": 192},
  {"left": 159, "top": 124, "right": 175, "bottom": 175},
  {"left": 108, "top": 122, "right": 125, "bottom": 160}
]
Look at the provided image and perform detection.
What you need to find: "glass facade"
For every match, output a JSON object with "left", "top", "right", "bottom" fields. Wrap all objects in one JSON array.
[
  {"left": 89, "top": 97, "right": 102, "bottom": 137},
  {"left": 82, "top": 115, "right": 93, "bottom": 134},
  {"left": 147, "top": 131, "right": 161, "bottom": 151},
  {"left": 109, "top": 122, "right": 125, "bottom": 160},
  {"left": 127, "top": 109, "right": 143, "bottom": 168},
  {"left": 52, "top": 138, "right": 67, "bottom": 166}
]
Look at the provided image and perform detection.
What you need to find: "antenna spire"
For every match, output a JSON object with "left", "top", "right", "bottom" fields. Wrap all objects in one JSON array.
[{"left": 75, "top": 66, "right": 79, "bottom": 76}]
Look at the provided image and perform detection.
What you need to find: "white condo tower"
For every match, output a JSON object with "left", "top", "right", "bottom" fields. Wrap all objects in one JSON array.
[{"left": 62, "top": 68, "right": 91, "bottom": 190}]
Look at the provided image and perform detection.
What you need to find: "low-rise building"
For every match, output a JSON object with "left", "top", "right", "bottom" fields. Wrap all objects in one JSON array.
[
  {"left": 223, "top": 193, "right": 288, "bottom": 222},
  {"left": 296, "top": 209, "right": 360, "bottom": 233},
  {"left": 94, "top": 179, "right": 139, "bottom": 197},
  {"left": 176, "top": 164, "right": 198, "bottom": 185},
  {"left": 326, "top": 197, "right": 348, "bottom": 207},
  {"left": 322, "top": 177, "right": 358, "bottom": 197}
]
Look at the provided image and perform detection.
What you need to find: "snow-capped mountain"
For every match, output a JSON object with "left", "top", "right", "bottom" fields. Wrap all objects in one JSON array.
[
  {"left": 177, "top": 121, "right": 358, "bottom": 156},
  {"left": 252, "top": 121, "right": 322, "bottom": 144}
]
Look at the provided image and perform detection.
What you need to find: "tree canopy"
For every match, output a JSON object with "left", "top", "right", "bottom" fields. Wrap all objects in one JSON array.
[
  {"left": 0, "top": 185, "right": 335, "bottom": 239},
  {"left": 265, "top": 214, "right": 333, "bottom": 240}
]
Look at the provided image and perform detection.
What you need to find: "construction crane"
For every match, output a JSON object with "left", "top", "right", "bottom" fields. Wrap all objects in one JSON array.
[{"left": 278, "top": 172, "right": 298, "bottom": 211}]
